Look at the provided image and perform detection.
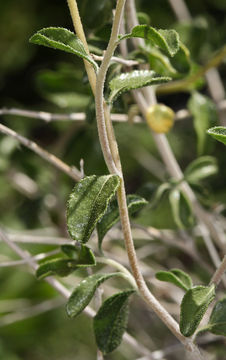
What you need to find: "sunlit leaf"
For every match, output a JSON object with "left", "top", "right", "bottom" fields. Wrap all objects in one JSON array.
[
  {"left": 108, "top": 70, "right": 171, "bottom": 103},
  {"left": 180, "top": 285, "right": 215, "bottom": 337},
  {"left": 67, "top": 175, "right": 120, "bottom": 243},
  {"left": 207, "top": 126, "right": 226, "bottom": 146},
  {"left": 94, "top": 290, "right": 135, "bottom": 354}
]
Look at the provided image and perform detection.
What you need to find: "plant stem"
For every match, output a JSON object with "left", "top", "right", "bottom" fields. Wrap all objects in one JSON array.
[
  {"left": 95, "top": 0, "right": 126, "bottom": 176},
  {"left": 95, "top": 1, "right": 204, "bottom": 358},
  {"left": 210, "top": 255, "right": 226, "bottom": 287},
  {"left": 96, "top": 257, "right": 138, "bottom": 290},
  {"left": 0, "top": 228, "right": 155, "bottom": 359},
  {"left": 66, "top": 0, "right": 96, "bottom": 94}
]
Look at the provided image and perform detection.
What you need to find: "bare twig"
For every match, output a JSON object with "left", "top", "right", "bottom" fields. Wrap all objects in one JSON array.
[
  {"left": 0, "top": 228, "right": 155, "bottom": 358},
  {"left": 0, "top": 298, "right": 64, "bottom": 327},
  {"left": 0, "top": 249, "right": 59, "bottom": 268},
  {"left": 0, "top": 123, "right": 82, "bottom": 181},
  {"left": 1, "top": 99, "right": 226, "bottom": 124},
  {"left": 92, "top": 54, "right": 138, "bottom": 67},
  {"left": 210, "top": 255, "right": 226, "bottom": 287}
]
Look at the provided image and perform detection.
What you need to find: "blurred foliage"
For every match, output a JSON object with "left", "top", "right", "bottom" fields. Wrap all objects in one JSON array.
[{"left": 0, "top": 0, "right": 226, "bottom": 359}]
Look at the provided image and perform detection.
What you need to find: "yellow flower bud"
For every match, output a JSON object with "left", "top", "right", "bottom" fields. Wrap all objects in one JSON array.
[{"left": 146, "top": 104, "right": 175, "bottom": 133}]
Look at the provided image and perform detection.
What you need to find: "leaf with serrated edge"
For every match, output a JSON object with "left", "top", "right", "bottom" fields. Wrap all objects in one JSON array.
[
  {"left": 109, "top": 70, "right": 171, "bottom": 103},
  {"left": 94, "top": 290, "right": 135, "bottom": 354},
  {"left": 67, "top": 175, "right": 120, "bottom": 243},
  {"left": 119, "top": 25, "right": 180, "bottom": 57},
  {"left": 97, "top": 194, "right": 147, "bottom": 249},
  {"left": 30, "top": 27, "right": 98, "bottom": 72},
  {"left": 207, "top": 126, "right": 226, "bottom": 146},
  {"left": 180, "top": 285, "right": 215, "bottom": 337},
  {"left": 156, "top": 268, "right": 192, "bottom": 291},
  {"left": 205, "top": 297, "right": 226, "bottom": 336},
  {"left": 66, "top": 273, "right": 121, "bottom": 318}
]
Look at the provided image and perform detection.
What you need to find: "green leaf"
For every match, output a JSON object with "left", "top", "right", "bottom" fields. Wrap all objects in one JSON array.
[
  {"left": 180, "top": 285, "right": 215, "bottom": 337},
  {"left": 61, "top": 244, "right": 96, "bottom": 264},
  {"left": 66, "top": 273, "right": 120, "bottom": 318},
  {"left": 151, "top": 182, "right": 171, "bottom": 207},
  {"left": 184, "top": 156, "right": 218, "bottom": 184},
  {"left": 169, "top": 189, "right": 194, "bottom": 229},
  {"left": 170, "top": 42, "right": 191, "bottom": 74},
  {"left": 61, "top": 244, "right": 78, "bottom": 258},
  {"left": 119, "top": 25, "right": 180, "bottom": 57},
  {"left": 188, "top": 92, "right": 218, "bottom": 155},
  {"left": 108, "top": 70, "right": 171, "bottom": 103},
  {"left": 30, "top": 27, "right": 98, "bottom": 72},
  {"left": 67, "top": 175, "right": 120, "bottom": 243},
  {"left": 206, "top": 297, "right": 226, "bottom": 336},
  {"left": 94, "top": 290, "right": 135, "bottom": 354},
  {"left": 36, "top": 259, "right": 80, "bottom": 280},
  {"left": 97, "top": 194, "right": 148, "bottom": 249},
  {"left": 156, "top": 268, "right": 193, "bottom": 291},
  {"left": 207, "top": 126, "right": 226, "bottom": 146}
]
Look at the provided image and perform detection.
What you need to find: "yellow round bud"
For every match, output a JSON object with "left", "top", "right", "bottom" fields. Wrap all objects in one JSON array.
[{"left": 146, "top": 104, "right": 175, "bottom": 133}]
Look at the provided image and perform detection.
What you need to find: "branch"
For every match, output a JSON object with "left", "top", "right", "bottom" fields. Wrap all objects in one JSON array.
[
  {"left": 0, "top": 228, "right": 155, "bottom": 359},
  {"left": 1, "top": 99, "right": 226, "bottom": 124},
  {"left": 66, "top": 0, "right": 96, "bottom": 94},
  {"left": 210, "top": 255, "right": 226, "bottom": 287},
  {"left": 0, "top": 123, "right": 82, "bottom": 181},
  {"left": 0, "top": 249, "right": 59, "bottom": 268},
  {"left": 92, "top": 54, "right": 139, "bottom": 66}
]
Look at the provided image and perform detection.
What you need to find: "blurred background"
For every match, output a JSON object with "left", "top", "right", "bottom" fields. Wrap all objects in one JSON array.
[{"left": 0, "top": 0, "right": 226, "bottom": 359}]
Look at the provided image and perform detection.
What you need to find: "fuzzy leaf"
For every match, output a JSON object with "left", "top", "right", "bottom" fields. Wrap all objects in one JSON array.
[
  {"left": 180, "top": 285, "right": 215, "bottom": 337},
  {"left": 184, "top": 156, "right": 218, "bottom": 184},
  {"left": 66, "top": 273, "right": 120, "bottom": 318},
  {"left": 119, "top": 25, "right": 180, "bottom": 57},
  {"left": 156, "top": 268, "right": 193, "bottom": 291},
  {"left": 206, "top": 297, "right": 226, "bottom": 336},
  {"left": 61, "top": 244, "right": 78, "bottom": 258},
  {"left": 67, "top": 175, "right": 120, "bottom": 243},
  {"left": 207, "top": 126, "right": 226, "bottom": 146},
  {"left": 170, "top": 42, "right": 191, "bottom": 74},
  {"left": 109, "top": 70, "right": 171, "bottom": 103},
  {"left": 188, "top": 92, "right": 218, "bottom": 155},
  {"left": 94, "top": 290, "right": 135, "bottom": 354},
  {"left": 169, "top": 189, "right": 194, "bottom": 229},
  {"left": 61, "top": 244, "right": 96, "bottom": 264},
  {"left": 97, "top": 194, "right": 148, "bottom": 249},
  {"left": 30, "top": 27, "right": 98, "bottom": 72}
]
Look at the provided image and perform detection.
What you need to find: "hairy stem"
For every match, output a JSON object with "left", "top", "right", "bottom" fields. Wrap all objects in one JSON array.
[
  {"left": 66, "top": 0, "right": 96, "bottom": 94},
  {"left": 95, "top": 0, "right": 204, "bottom": 358}
]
